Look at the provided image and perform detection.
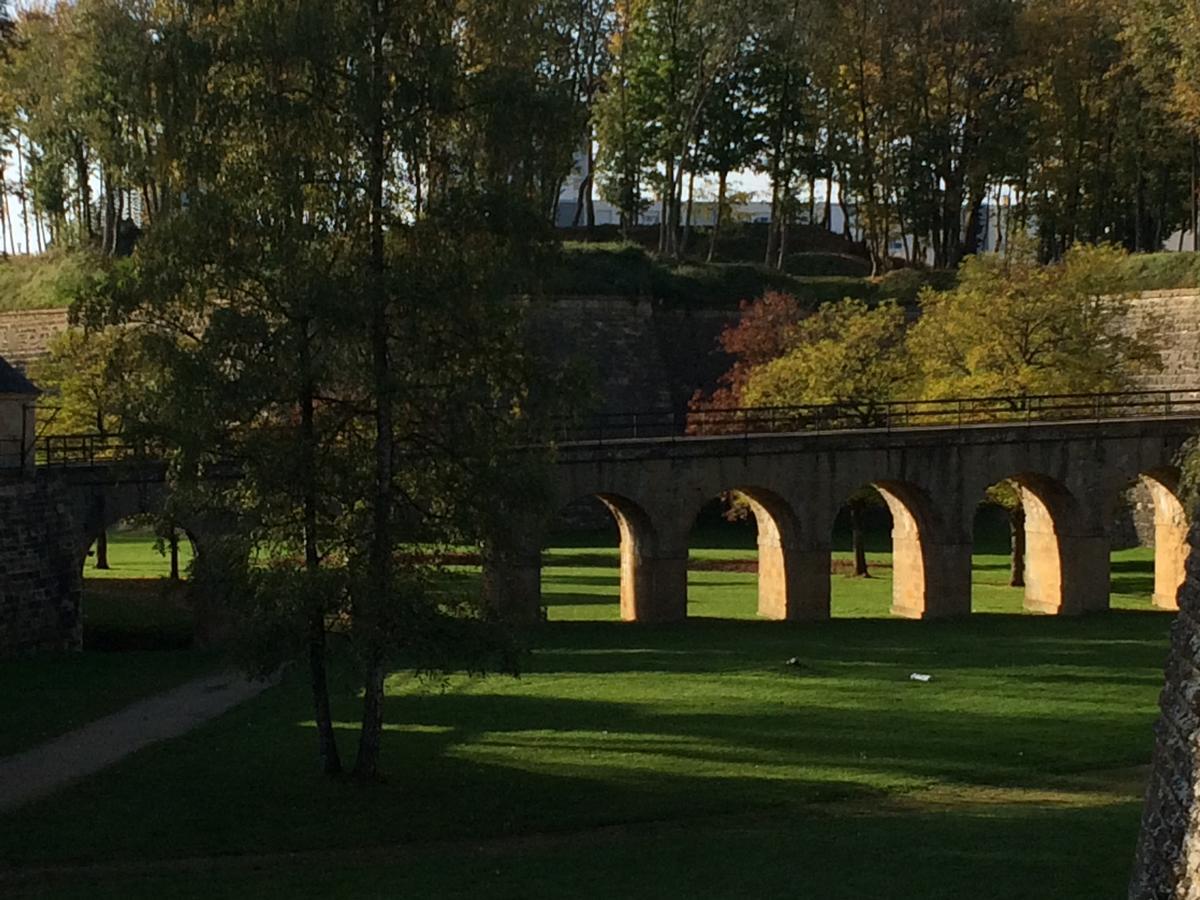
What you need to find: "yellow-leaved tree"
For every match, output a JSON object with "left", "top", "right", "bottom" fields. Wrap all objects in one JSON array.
[
  {"left": 908, "top": 242, "right": 1162, "bottom": 399},
  {"left": 908, "top": 242, "right": 1164, "bottom": 586},
  {"left": 744, "top": 298, "right": 913, "bottom": 575}
]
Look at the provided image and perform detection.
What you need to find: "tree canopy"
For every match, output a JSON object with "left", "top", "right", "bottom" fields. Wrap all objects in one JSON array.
[{"left": 0, "top": 0, "right": 1195, "bottom": 265}]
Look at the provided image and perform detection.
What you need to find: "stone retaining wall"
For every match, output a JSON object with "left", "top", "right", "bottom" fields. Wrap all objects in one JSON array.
[
  {"left": 0, "top": 476, "right": 82, "bottom": 657},
  {"left": 0, "top": 308, "right": 69, "bottom": 372},
  {"left": 4, "top": 290, "right": 1199, "bottom": 408}
]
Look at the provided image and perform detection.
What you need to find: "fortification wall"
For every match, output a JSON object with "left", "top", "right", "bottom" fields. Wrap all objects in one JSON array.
[
  {"left": 0, "top": 477, "right": 82, "bottom": 657},
  {"left": 2, "top": 289, "right": 1198, "bottom": 414},
  {"left": 0, "top": 309, "right": 69, "bottom": 372},
  {"left": 1125, "top": 290, "right": 1200, "bottom": 393}
]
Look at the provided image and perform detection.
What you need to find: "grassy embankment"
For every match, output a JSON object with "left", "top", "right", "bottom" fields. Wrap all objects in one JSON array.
[
  {"left": 1, "top": 243, "right": 1196, "bottom": 317},
  {"left": 0, "top": 524, "right": 1174, "bottom": 899}
]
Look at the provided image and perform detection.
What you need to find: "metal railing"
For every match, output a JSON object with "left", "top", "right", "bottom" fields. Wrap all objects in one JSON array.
[
  {"left": 20, "top": 388, "right": 1200, "bottom": 467},
  {"left": 556, "top": 389, "right": 1200, "bottom": 445},
  {"left": 35, "top": 433, "right": 150, "bottom": 467}
]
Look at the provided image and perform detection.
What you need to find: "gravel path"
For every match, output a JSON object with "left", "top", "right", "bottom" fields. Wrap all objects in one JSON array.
[{"left": 0, "top": 668, "right": 278, "bottom": 814}]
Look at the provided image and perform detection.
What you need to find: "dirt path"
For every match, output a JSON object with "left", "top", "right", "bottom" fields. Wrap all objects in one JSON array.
[{"left": 0, "top": 668, "right": 278, "bottom": 815}]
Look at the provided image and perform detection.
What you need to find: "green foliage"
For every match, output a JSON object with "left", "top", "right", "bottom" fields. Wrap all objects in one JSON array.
[
  {"left": 743, "top": 299, "right": 911, "bottom": 414},
  {"left": 29, "top": 322, "right": 153, "bottom": 435},
  {"left": 909, "top": 244, "right": 1163, "bottom": 398}
]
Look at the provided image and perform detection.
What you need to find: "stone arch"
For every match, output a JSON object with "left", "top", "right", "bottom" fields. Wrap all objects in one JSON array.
[
  {"left": 1007, "top": 472, "right": 1109, "bottom": 615},
  {"left": 684, "top": 486, "right": 827, "bottom": 621},
  {"left": 593, "top": 492, "right": 682, "bottom": 622},
  {"left": 76, "top": 484, "right": 199, "bottom": 579},
  {"left": 867, "top": 479, "right": 971, "bottom": 620},
  {"left": 484, "top": 490, "right": 683, "bottom": 624},
  {"left": 1140, "top": 468, "right": 1188, "bottom": 611}
]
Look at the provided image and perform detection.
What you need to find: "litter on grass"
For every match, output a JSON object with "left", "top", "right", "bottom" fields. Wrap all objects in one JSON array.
[{"left": 909, "top": 673, "right": 933, "bottom": 682}]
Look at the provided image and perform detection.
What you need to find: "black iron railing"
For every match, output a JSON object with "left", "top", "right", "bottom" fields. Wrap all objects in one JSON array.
[
  {"left": 555, "top": 389, "right": 1200, "bottom": 445},
  {"left": 35, "top": 433, "right": 148, "bottom": 467},
  {"left": 21, "top": 388, "right": 1200, "bottom": 467}
]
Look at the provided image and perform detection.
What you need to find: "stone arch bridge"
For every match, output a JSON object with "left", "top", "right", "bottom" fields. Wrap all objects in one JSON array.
[
  {"left": 4, "top": 394, "right": 1200, "bottom": 654},
  {"left": 486, "top": 409, "right": 1200, "bottom": 624}
]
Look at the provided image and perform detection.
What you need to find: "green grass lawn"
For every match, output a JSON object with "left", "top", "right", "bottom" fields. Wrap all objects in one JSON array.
[
  {"left": 0, "top": 650, "right": 215, "bottom": 758},
  {"left": 0, "top": 527, "right": 1173, "bottom": 898},
  {"left": 83, "top": 529, "right": 194, "bottom": 581},
  {"left": 0, "top": 531, "right": 206, "bottom": 756},
  {"left": 540, "top": 544, "right": 1159, "bottom": 620}
]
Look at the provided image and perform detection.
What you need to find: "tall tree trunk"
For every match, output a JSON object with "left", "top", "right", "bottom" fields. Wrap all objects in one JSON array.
[
  {"left": 299, "top": 322, "right": 342, "bottom": 776},
  {"left": 15, "top": 133, "right": 29, "bottom": 254},
  {"left": 355, "top": 0, "right": 392, "bottom": 782},
  {"left": 1009, "top": 504, "right": 1025, "bottom": 588},
  {"left": 103, "top": 171, "right": 117, "bottom": 255},
  {"left": 585, "top": 136, "right": 596, "bottom": 232},
  {"left": 168, "top": 529, "right": 180, "bottom": 581},
  {"left": 707, "top": 169, "right": 727, "bottom": 263},
  {"left": 74, "top": 141, "right": 92, "bottom": 241},
  {"left": 681, "top": 165, "right": 695, "bottom": 258},
  {"left": 776, "top": 198, "right": 789, "bottom": 271},
  {"left": 95, "top": 529, "right": 110, "bottom": 570},
  {"left": 1192, "top": 135, "right": 1199, "bottom": 253},
  {"left": 765, "top": 177, "right": 780, "bottom": 265},
  {"left": 850, "top": 500, "right": 869, "bottom": 578}
]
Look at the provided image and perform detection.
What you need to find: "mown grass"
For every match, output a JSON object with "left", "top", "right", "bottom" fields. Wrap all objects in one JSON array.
[
  {"left": 0, "top": 650, "right": 215, "bottom": 758},
  {"left": 0, "top": 530, "right": 205, "bottom": 756},
  {"left": 0, "top": 521, "right": 1173, "bottom": 899}
]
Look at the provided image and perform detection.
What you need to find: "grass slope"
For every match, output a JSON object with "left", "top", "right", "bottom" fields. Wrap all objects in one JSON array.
[{"left": 0, "top": 531, "right": 1173, "bottom": 899}]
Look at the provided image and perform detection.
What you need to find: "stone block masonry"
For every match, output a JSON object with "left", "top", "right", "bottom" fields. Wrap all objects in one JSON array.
[
  {"left": 0, "top": 309, "right": 69, "bottom": 372},
  {"left": 4, "top": 290, "right": 1199, "bottom": 405},
  {"left": 0, "top": 477, "right": 83, "bottom": 656}
]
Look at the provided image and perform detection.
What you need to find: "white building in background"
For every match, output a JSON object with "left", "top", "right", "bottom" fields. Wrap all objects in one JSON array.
[{"left": 555, "top": 150, "right": 1196, "bottom": 256}]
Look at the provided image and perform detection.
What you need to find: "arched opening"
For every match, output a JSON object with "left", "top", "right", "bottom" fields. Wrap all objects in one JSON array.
[
  {"left": 970, "top": 480, "right": 1030, "bottom": 614},
  {"left": 831, "top": 480, "right": 968, "bottom": 620},
  {"left": 81, "top": 513, "right": 197, "bottom": 650},
  {"left": 978, "top": 473, "right": 1109, "bottom": 616},
  {"left": 537, "top": 492, "right": 674, "bottom": 622},
  {"left": 685, "top": 488, "right": 824, "bottom": 620},
  {"left": 1134, "top": 469, "right": 1187, "bottom": 611},
  {"left": 830, "top": 486, "right": 893, "bottom": 617},
  {"left": 540, "top": 495, "right": 622, "bottom": 621}
]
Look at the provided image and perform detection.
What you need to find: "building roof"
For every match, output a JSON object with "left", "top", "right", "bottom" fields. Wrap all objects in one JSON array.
[{"left": 0, "top": 355, "right": 39, "bottom": 396}]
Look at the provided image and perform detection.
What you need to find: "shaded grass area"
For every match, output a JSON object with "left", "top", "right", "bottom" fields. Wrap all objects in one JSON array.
[
  {"left": 0, "top": 531, "right": 206, "bottom": 756},
  {"left": 0, "top": 650, "right": 215, "bottom": 758},
  {"left": 0, "top": 599, "right": 1171, "bottom": 897},
  {"left": 537, "top": 242, "right": 953, "bottom": 309},
  {"left": 0, "top": 525, "right": 1171, "bottom": 897},
  {"left": 24, "top": 803, "right": 1143, "bottom": 899}
]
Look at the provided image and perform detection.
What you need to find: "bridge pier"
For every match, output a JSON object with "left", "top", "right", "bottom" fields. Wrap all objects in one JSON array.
[
  {"left": 621, "top": 547, "right": 688, "bottom": 622},
  {"left": 889, "top": 537, "right": 973, "bottom": 620},
  {"left": 1143, "top": 473, "right": 1188, "bottom": 611},
  {"left": 742, "top": 491, "right": 830, "bottom": 621},
  {"left": 757, "top": 541, "right": 831, "bottom": 621},
  {"left": 482, "top": 548, "right": 544, "bottom": 623},
  {"left": 1022, "top": 486, "right": 1110, "bottom": 615}
]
